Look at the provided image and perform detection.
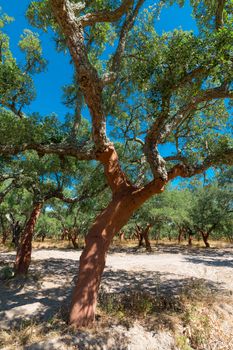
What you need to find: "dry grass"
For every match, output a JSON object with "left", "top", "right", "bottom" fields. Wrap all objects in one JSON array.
[
  {"left": 0, "top": 309, "right": 74, "bottom": 350},
  {"left": 112, "top": 238, "right": 232, "bottom": 249},
  {"left": 0, "top": 277, "right": 232, "bottom": 350},
  {"left": 0, "top": 237, "right": 231, "bottom": 253},
  {"left": 32, "top": 238, "right": 74, "bottom": 250}
]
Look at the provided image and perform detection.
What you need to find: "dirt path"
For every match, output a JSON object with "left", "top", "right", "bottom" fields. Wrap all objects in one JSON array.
[
  {"left": 0, "top": 245, "right": 232, "bottom": 349},
  {"left": 31, "top": 246, "right": 233, "bottom": 291}
]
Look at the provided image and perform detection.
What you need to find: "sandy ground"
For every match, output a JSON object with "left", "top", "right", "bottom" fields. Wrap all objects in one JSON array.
[{"left": 0, "top": 245, "right": 233, "bottom": 349}]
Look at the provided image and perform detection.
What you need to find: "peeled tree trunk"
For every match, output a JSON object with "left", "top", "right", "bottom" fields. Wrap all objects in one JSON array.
[
  {"left": 69, "top": 180, "right": 164, "bottom": 327},
  {"left": 70, "top": 192, "right": 135, "bottom": 326},
  {"left": 14, "top": 202, "right": 43, "bottom": 276},
  {"left": 188, "top": 234, "right": 193, "bottom": 246}
]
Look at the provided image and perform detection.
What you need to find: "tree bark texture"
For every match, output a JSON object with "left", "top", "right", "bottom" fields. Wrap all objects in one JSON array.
[
  {"left": 188, "top": 234, "right": 192, "bottom": 246},
  {"left": 69, "top": 181, "right": 164, "bottom": 327},
  {"left": 14, "top": 202, "right": 42, "bottom": 275}
]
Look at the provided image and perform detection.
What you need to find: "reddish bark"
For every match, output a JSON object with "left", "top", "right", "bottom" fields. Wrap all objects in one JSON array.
[
  {"left": 70, "top": 194, "right": 133, "bottom": 326},
  {"left": 14, "top": 202, "right": 42, "bottom": 275},
  {"left": 69, "top": 178, "right": 164, "bottom": 327},
  {"left": 188, "top": 234, "right": 192, "bottom": 246}
]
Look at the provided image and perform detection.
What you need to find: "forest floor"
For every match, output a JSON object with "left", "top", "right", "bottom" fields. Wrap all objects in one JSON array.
[{"left": 0, "top": 242, "right": 233, "bottom": 350}]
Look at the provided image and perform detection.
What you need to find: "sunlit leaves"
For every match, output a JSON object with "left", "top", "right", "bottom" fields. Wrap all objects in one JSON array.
[
  {"left": 0, "top": 109, "right": 64, "bottom": 145},
  {"left": 19, "top": 29, "right": 47, "bottom": 74},
  {"left": 0, "top": 13, "right": 47, "bottom": 112},
  {"left": 26, "top": 0, "right": 53, "bottom": 31}
]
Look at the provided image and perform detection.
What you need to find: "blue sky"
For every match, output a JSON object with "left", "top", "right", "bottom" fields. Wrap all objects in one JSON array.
[{"left": 0, "top": 0, "right": 197, "bottom": 119}]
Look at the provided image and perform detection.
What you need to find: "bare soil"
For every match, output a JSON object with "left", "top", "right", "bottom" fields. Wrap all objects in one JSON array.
[{"left": 0, "top": 244, "right": 233, "bottom": 349}]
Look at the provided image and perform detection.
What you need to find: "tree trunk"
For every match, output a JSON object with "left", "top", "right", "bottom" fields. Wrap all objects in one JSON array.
[
  {"left": 0, "top": 214, "right": 7, "bottom": 245},
  {"left": 11, "top": 221, "right": 22, "bottom": 248},
  {"left": 69, "top": 191, "right": 147, "bottom": 327},
  {"left": 61, "top": 228, "right": 68, "bottom": 240},
  {"left": 69, "top": 228, "right": 79, "bottom": 248},
  {"left": 156, "top": 231, "right": 160, "bottom": 245},
  {"left": 14, "top": 202, "right": 42, "bottom": 276},
  {"left": 143, "top": 224, "right": 152, "bottom": 252},
  {"left": 69, "top": 148, "right": 165, "bottom": 327},
  {"left": 188, "top": 234, "right": 192, "bottom": 246},
  {"left": 2, "top": 230, "right": 8, "bottom": 245},
  {"left": 201, "top": 231, "right": 210, "bottom": 248},
  {"left": 138, "top": 233, "right": 143, "bottom": 247},
  {"left": 178, "top": 228, "right": 183, "bottom": 244}
]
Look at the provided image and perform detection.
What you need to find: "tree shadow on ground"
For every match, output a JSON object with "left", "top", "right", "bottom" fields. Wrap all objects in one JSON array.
[
  {"left": 184, "top": 256, "right": 233, "bottom": 268},
  {"left": 109, "top": 242, "right": 233, "bottom": 258},
  {"left": 32, "top": 247, "right": 83, "bottom": 252},
  {"left": 0, "top": 253, "right": 227, "bottom": 332},
  {"left": 148, "top": 244, "right": 233, "bottom": 258}
]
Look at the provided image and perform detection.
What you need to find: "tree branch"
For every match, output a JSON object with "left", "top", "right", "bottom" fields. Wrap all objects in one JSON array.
[
  {"left": 0, "top": 180, "right": 16, "bottom": 204},
  {"left": 50, "top": 0, "right": 108, "bottom": 151},
  {"left": 161, "top": 85, "right": 233, "bottom": 143},
  {"left": 50, "top": 0, "right": 137, "bottom": 194},
  {"left": 103, "top": 0, "right": 145, "bottom": 85},
  {"left": 0, "top": 143, "right": 95, "bottom": 160},
  {"left": 167, "top": 148, "right": 233, "bottom": 181},
  {"left": 52, "top": 192, "right": 81, "bottom": 203},
  {"left": 96, "top": 144, "right": 135, "bottom": 194},
  {"left": 79, "top": 0, "right": 134, "bottom": 27},
  {"left": 143, "top": 98, "right": 170, "bottom": 180},
  {"left": 215, "top": 0, "right": 226, "bottom": 30},
  {"left": 71, "top": 86, "right": 83, "bottom": 139}
]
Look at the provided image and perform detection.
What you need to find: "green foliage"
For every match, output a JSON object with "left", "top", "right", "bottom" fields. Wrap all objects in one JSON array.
[
  {"left": 19, "top": 30, "right": 47, "bottom": 74},
  {"left": 0, "top": 11, "right": 46, "bottom": 113},
  {"left": 0, "top": 109, "right": 65, "bottom": 145},
  {"left": 26, "top": 0, "right": 53, "bottom": 31},
  {"left": 190, "top": 0, "right": 233, "bottom": 30},
  {"left": 190, "top": 180, "right": 233, "bottom": 238}
]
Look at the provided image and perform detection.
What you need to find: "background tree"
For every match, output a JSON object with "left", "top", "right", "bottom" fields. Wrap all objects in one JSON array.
[{"left": 190, "top": 182, "right": 233, "bottom": 247}]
